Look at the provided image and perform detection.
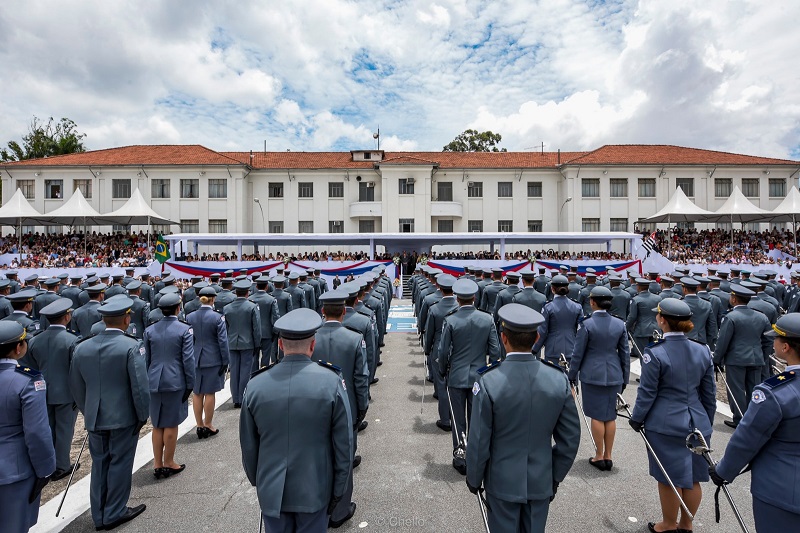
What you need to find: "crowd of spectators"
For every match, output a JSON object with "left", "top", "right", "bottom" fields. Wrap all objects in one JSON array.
[{"left": 0, "top": 231, "right": 152, "bottom": 268}]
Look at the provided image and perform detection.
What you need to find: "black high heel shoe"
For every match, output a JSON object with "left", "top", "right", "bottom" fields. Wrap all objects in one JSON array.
[
  {"left": 153, "top": 467, "right": 167, "bottom": 479},
  {"left": 206, "top": 428, "right": 219, "bottom": 437},
  {"left": 162, "top": 464, "right": 186, "bottom": 478},
  {"left": 196, "top": 427, "right": 209, "bottom": 439}
]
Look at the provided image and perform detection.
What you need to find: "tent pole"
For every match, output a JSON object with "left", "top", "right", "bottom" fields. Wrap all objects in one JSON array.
[
  {"left": 147, "top": 215, "right": 151, "bottom": 252},
  {"left": 18, "top": 217, "right": 22, "bottom": 265}
]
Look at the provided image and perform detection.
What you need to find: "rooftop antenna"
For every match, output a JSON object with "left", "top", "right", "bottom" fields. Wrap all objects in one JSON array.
[
  {"left": 264, "top": 140, "right": 267, "bottom": 153},
  {"left": 541, "top": 142, "right": 545, "bottom": 154},
  {"left": 373, "top": 126, "right": 380, "bottom": 150}
]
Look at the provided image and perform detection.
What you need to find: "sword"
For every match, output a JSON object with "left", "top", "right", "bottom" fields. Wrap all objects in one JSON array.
[
  {"left": 56, "top": 433, "right": 88, "bottom": 517},
  {"left": 559, "top": 353, "right": 596, "bottom": 453},
  {"left": 686, "top": 430, "right": 750, "bottom": 533},
  {"left": 652, "top": 328, "right": 663, "bottom": 341},
  {"left": 258, "top": 514, "right": 263, "bottom": 533},
  {"left": 715, "top": 368, "right": 744, "bottom": 420},
  {"left": 627, "top": 331, "right": 645, "bottom": 359},
  {"left": 421, "top": 353, "right": 427, "bottom": 414},
  {"left": 617, "top": 393, "right": 694, "bottom": 522},
  {"left": 461, "top": 429, "right": 491, "bottom": 533}
]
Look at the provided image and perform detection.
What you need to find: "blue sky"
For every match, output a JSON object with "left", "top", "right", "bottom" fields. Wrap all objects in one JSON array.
[{"left": 1, "top": 0, "right": 799, "bottom": 158}]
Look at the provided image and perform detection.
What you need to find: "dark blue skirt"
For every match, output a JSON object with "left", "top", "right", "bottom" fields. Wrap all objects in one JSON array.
[
  {"left": 646, "top": 430, "right": 710, "bottom": 489},
  {"left": 193, "top": 366, "right": 225, "bottom": 395},
  {"left": 150, "top": 391, "right": 188, "bottom": 428},
  {"left": 580, "top": 382, "right": 620, "bottom": 422}
]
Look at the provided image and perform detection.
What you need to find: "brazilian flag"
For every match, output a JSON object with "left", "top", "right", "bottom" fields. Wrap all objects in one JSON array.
[{"left": 155, "top": 234, "right": 171, "bottom": 264}]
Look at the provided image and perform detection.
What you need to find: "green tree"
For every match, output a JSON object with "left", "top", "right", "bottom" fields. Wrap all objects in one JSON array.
[
  {"left": 1, "top": 116, "right": 87, "bottom": 161},
  {"left": 442, "top": 129, "right": 507, "bottom": 152}
]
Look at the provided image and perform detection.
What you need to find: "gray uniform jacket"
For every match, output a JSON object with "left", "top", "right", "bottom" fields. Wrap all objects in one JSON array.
[
  {"left": 713, "top": 306, "right": 772, "bottom": 367},
  {"left": 479, "top": 281, "right": 505, "bottom": 313},
  {"left": 183, "top": 297, "right": 202, "bottom": 316},
  {"left": 72, "top": 300, "right": 102, "bottom": 338},
  {"left": 26, "top": 325, "right": 78, "bottom": 405},
  {"left": 286, "top": 284, "right": 307, "bottom": 310},
  {"left": 533, "top": 275, "right": 551, "bottom": 295},
  {"left": 33, "top": 291, "right": 60, "bottom": 322},
  {"left": 69, "top": 330, "right": 150, "bottom": 431},
  {"left": 139, "top": 283, "right": 155, "bottom": 307},
  {"left": 609, "top": 287, "right": 631, "bottom": 319},
  {"left": 0, "top": 296, "right": 13, "bottom": 320},
  {"left": 272, "top": 288, "right": 293, "bottom": 316},
  {"left": 631, "top": 335, "right": 716, "bottom": 437},
  {"left": 224, "top": 298, "right": 262, "bottom": 350},
  {"left": 578, "top": 284, "right": 596, "bottom": 316},
  {"left": 187, "top": 306, "right": 230, "bottom": 368},
  {"left": 683, "top": 294, "right": 718, "bottom": 348},
  {"left": 343, "top": 307, "right": 375, "bottom": 371},
  {"left": 424, "top": 296, "right": 459, "bottom": 359},
  {"left": 418, "top": 289, "right": 443, "bottom": 334},
  {"left": 143, "top": 316, "right": 195, "bottom": 393},
  {"left": 749, "top": 297, "right": 778, "bottom": 325},
  {"left": 532, "top": 295, "right": 583, "bottom": 359},
  {"left": 128, "top": 296, "right": 150, "bottom": 340},
  {"left": 249, "top": 291, "right": 280, "bottom": 340},
  {"left": 214, "top": 289, "right": 236, "bottom": 313},
  {"left": 466, "top": 354, "right": 580, "bottom": 502},
  {"left": 568, "top": 311, "right": 630, "bottom": 386},
  {"left": 494, "top": 285, "right": 522, "bottom": 321},
  {"left": 626, "top": 291, "right": 661, "bottom": 338},
  {"left": 438, "top": 306, "right": 501, "bottom": 388},
  {"left": 312, "top": 322, "right": 370, "bottom": 417},
  {"left": 0, "top": 361, "right": 56, "bottom": 484},
  {"left": 240, "top": 355, "right": 353, "bottom": 518},
  {"left": 699, "top": 290, "right": 724, "bottom": 329},
  {"left": 104, "top": 284, "right": 126, "bottom": 299},
  {"left": 60, "top": 286, "right": 82, "bottom": 310},
  {"left": 511, "top": 287, "right": 546, "bottom": 313},
  {"left": 299, "top": 282, "right": 316, "bottom": 311},
  {"left": 2, "top": 311, "right": 41, "bottom": 338}
]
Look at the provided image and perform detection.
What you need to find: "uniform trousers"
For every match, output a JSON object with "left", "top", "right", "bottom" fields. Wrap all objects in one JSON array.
[
  {"left": 272, "top": 338, "right": 283, "bottom": 363},
  {"left": 48, "top": 403, "right": 78, "bottom": 471},
  {"left": 0, "top": 476, "right": 40, "bottom": 533},
  {"left": 432, "top": 360, "right": 450, "bottom": 424},
  {"left": 725, "top": 365, "right": 762, "bottom": 424},
  {"left": 753, "top": 496, "right": 800, "bottom": 532},
  {"left": 486, "top": 492, "right": 550, "bottom": 533},
  {"left": 262, "top": 507, "right": 328, "bottom": 533},
  {"left": 257, "top": 337, "right": 274, "bottom": 370},
  {"left": 88, "top": 426, "right": 139, "bottom": 528},
  {"left": 330, "top": 427, "right": 358, "bottom": 523},
  {"left": 447, "top": 387, "right": 472, "bottom": 454},
  {"left": 229, "top": 349, "right": 255, "bottom": 404}
]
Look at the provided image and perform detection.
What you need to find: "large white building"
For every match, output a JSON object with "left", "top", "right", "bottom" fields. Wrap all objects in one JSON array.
[{"left": 2, "top": 144, "right": 798, "bottom": 253}]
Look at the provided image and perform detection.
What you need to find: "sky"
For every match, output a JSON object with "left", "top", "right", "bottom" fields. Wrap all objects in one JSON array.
[{"left": 1, "top": 0, "right": 799, "bottom": 158}]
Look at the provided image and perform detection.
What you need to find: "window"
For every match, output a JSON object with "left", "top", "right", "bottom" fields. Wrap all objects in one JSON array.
[
  {"left": 328, "top": 182, "right": 344, "bottom": 198},
  {"left": 638, "top": 222, "right": 656, "bottom": 232},
  {"left": 716, "top": 222, "right": 732, "bottom": 231},
  {"left": 398, "top": 178, "right": 414, "bottom": 195},
  {"left": 181, "top": 219, "right": 199, "bottom": 233},
  {"left": 610, "top": 218, "right": 628, "bottom": 232},
  {"left": 329, "top": 220, "right": 344, "bottom": 233},
  {"left": 21, "top": 225, "right": 35, "bottom": 235},
  {"left": 268, "top": 182, "right": 284, "bottom": 198},
  {"left": 468, "top": 220, "right": 483, "bottom": 232},
  {"left": 298, "top": 182, "right": 313, "bottom": 198},
  {"left": 208, "top": 179, "right": 227, "bottom": 198},
  {"left": 208, "top": 219, "right": 227, "bottom": 233},
  {"left": 467, "top": 181, "right": 483, "bottom": 198},
  {"left": 527, "top": 181, "right": 542, "bottom": 197},
  {"left": 74, "top": 179, "right": 92, "bottom": 199},
  {"left": 359, "top": 220, "right": 375, "bottom": 233},
  {"left": 437, "top": 182, "right": 453, "bottom": 201},
  {"left": 581, "top": 178, "right": 600, "bottom": 198},
  {"left": 527, "top": 220, "right": 542, "bottom": 232},
  {"left": 715, "top": 178, "right": 732, "bottom": 198},
  {"left": 112, "top": 225, "right": 130, "bottom": 234},
  {"left": 269, "top": 221, "right": 284, "bottom": 233},
  {"left": 45, "top": 179, "right": 63, "bottom": 199},
  {"left": 298, "top": 221, "right": 314, "bottom": 233},
  {"left": 152, "top": 224, "right": 170, "bottom": 235},
  {"left": 498, "top": 182, "right": 513, "bottom": 198},
  {"left": 399, "top": 218, "right": 414, "bottom": 233},
  {"left": 152, "top": 179, "right": 170, "bottom": 199},
  {"left": 742, "top": 178, "right": 759, "bottom": 198},
  {"left": 676, "top": 178, "right": 694, "bottom": 197},
  {"left": 17, "top": 180, "right": 35, "bottom": 199},
  {"left": 610, "top": 179, "right": 628, "bottom": 198},
  {"left": 498, "top": 220, "right": 513, "bottom": 232},
  {"left": 638, "top": 178, "right": 656, "bottom": 198},
  {"left": 180, "top": 179, "right": 199, "bottom": 198},
  {"left": 582, "top": 218, "right": 600, "bottom": 232},
  {"left": 46, "top": 226, "right": 63, "bottom": 235},
  {"left": 112, "top": 179, "right": 131, "bottom": 199},
  {"left": 438, "top": 220, "right": 453, "bottom": 232},
  {"left": 770, "top": 178, "right": 786, "bottom": 198},
  {"left": 677, "top": 222, "right": 694, "bottom": 230},
  {"left": 358, "top": 182, "right": 375, "bottom": 201},
  {"left": 363, "top": 152, "right": 372, "bottom": 160}
]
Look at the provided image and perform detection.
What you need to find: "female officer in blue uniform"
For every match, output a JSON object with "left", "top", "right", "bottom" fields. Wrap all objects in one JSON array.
[
  {"left": 532, "top": 275, "right": 583, "bottom": 363},
  {"left": 710, "top": 312, "right": 800, "bottom": 532},
  {"left": 567, "top": 286, "right": 630, "bottom": 472},
  {"left": 629, "top": 299, "right": 716, "bottom": 533},
  {"left": 0, "top": 321, "right": 56, "bottom": 533}
]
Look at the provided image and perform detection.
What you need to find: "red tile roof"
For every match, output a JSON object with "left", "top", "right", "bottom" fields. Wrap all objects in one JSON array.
[{"left": 3, "top": 144, "right": 796, "bottom": 169}]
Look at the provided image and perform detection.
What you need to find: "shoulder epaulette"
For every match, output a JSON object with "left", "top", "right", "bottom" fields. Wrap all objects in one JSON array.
[
  {"left": 445, "top": 307, "right": 459, "bottom": 317},
  {"left": 540, "top": 359, "right": 566, "bottom": 373},
  {"left": 762, "top": 370, "right": 796, "bottom": 390},
  {"left": 343, "top": 324, "right": 362, "bottom": 335},
  {"left": 67, "top": 329, "right": 80, "bottom": 336},
  {"left": 687, "top": 337, "right": 708, "bottom": 346},
  {"left": 646, "top": 339, "right": 665, "bottom": 348},
  {"left": 317, "top": 360, "right": 342, "bottom": 373},
  {"left": 123, "top": 333, "right": 139, "bottom": 341},
  {"left": 477, "top": 360, "right": 501, "bottom": 375},
  {"left": 611, "top": 314, "right": 623, "bottom": 320},
  {"left": 250, "top": 362, "right": 276, "bottom": 378},
  {"left": 75, "top": 333, "right": 97, "bottom": 344},
  {"left": 15, "top": 365, "right": 41, "bottom": 378}
]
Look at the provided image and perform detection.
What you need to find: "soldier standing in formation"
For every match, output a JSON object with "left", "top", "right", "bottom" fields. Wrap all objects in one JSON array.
[
  {"left": 423, "top": 274, "right": 458, "bottom": 431},
  {"left": 532, "top": 274, "right": 582, "bottom": 364},
  {"left": 249, "top": 277, "right": 279, "bottom": 370},
  {"left": 224, "top": 280, "right": 262, "bottom": 408}
]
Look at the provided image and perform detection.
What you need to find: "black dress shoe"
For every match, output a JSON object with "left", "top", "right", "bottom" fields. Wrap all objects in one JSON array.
[
  {"left": 432, "top": 393, "right": 439, "bottom": 400},
  {"left": 233, "top": 403, "right": 242, "bottom": 408},
  {"left": 724, "top": 420, "right": 738, "bottom": 429},
  {"left": 103, "top": 504, "right": 146, "bottom": 531},
  {"left": 206, "top": 428, "right": 219, "bottom": 437},
  {"left": 377, "top": 361, "right": 383, "bottom": 366},
  {"left": 52, "top": 463, "right": 79, "bottom": 481},
  {"left": 162, "top": 464, "right": 186, "bottom": 478},
  {"left": 370, "top": 378, "right": 379, "bottom": 385},
  {"left": 352, "top": 455, "right": 362, "bottom": 469},
  {"left": 153, "top": 467, "right": 165, "bottom": 479},
  {"left": 196, "top": 427, "right": 209, "bottom": 439},
  {"left": 589, "top": 458, "right": 606, "bottom": 471},
  {"left": 452, "top": 460, "right": 467, "bottom": 475},
  {"left": 436, "top": 420, "right": 452, "bottom": 432},
  {"left": 329, "top": 502, "right": 357, "bottom": 528},
  {"left": 647, "top": 522, "right": 678, "bottom": 533},
  {"left": 358, "top": 420, "right": 368, "bottom": 432},
  {"left": 604, "top": 460, "right": 613, "bottom": 471}
]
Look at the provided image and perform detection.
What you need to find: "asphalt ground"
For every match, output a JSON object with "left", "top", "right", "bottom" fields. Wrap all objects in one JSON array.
[{"left": 43, "top": 299, "right": 757, "bottom": 532}]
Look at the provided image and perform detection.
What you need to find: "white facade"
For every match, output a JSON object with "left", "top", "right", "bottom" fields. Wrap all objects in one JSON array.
[{"left": 2, "top": 146, "right": 798, "bottom": 254}]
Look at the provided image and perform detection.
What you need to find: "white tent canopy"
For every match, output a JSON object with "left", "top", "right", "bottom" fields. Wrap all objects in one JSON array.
[
  {"left": 767, "top": 186, "right": 800, "bottom": 222},
  {"left": 710, "top": 186, "right": 772, "bottom": 223},
  {"left": 102, "top": 188, "right": 179, "bottom": 226},
  {"left": 640, "top": 187, "right": 716, "bottom": 223},
  {"left": 0, "top": 188, "right": 50, "bottom": 226},
  {"left": 41, "top": 188, "right": 119, "bottom": 226}
]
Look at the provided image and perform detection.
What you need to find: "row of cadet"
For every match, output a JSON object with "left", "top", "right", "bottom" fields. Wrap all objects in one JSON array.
[
  {"left": 0, "top": 265, "right": 393, "bottom": 532},
  {"left": 408, "top": 264, "right": 799, "bottom": 533}
]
